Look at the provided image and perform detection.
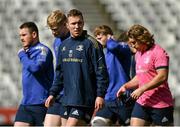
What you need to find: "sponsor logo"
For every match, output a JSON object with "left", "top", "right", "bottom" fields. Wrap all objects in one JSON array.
[
  {"left": 62, "top": 46, "right": 66, "bottom": 51},
  {"left": 71, "top": 110, "right": 79, "bottom": 116},
  {"left": 41, "top": 47, "right": 47, "bottom": 55},
  {"left": 64, "top": 111, "right": 67, "bottom": 116},
  {"left": 161, "top": 117, "right": 169, "bottom": 123}
]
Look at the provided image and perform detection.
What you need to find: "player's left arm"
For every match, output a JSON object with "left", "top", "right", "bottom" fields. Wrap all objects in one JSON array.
[
  {"left": 90, "top": 40, "right": 109, "bottom": 110},
  {"left": 131, "top": 68, "right": 168, "bottom": 100}
]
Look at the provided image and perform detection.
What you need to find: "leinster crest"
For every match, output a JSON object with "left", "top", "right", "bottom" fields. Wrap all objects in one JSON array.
[{"left": 76, "top": 45, "right": 83, "bottom": 51}]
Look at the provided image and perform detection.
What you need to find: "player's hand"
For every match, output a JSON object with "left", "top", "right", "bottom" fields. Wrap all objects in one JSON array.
[
  {"left": 45, "top": 95, "right": 55, "bottom": 108},
  {"left": 131, "top": 87, "right": 144, "bottom": 100},
  {"left": 94, "top": 97, "right": 104, "bottom": 111},
  {"left": 116, "top": 85, "right": 126, "bottom": 98}
]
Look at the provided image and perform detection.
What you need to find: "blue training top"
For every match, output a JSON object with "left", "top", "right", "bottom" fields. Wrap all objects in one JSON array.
[
  {"left": 18, "top": 42, "right": 54, "bottom": 105},
  {"left": 105, "top": 38, "right": 131, "bottom": 101}
]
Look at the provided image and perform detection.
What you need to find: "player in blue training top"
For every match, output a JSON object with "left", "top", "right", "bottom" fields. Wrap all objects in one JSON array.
[
  {"left": 45, "top": 9, "right": 109, "bottom": 126},
  {"left": 14, "top": 22, "right": 54, "bottom": 126},
  {"left": 91, "top": 25, "right": 135, "bottom": 126},
  {"left": 44, "top": 10, "right": 70, "bottom": 127}
]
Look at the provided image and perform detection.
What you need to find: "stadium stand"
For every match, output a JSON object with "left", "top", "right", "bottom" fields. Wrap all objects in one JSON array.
[{"left": 0, "top": 0, "right": 179, "bottom": 125}]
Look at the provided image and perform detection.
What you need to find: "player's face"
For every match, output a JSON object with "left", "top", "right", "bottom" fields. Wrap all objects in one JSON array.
[
  {"left": 19, "top": 28, "right": 35, "bottom": 49},
  {"left": 66, "top": 16, "right": 84, "bottom": 38},
  {"left": 128, "top": 38, "right": 147, "bottom": 52},
  {"left": 50, "top": 22, "right": 67, "bottom": 38},
  {"left": 95, "top": 33, "right": 108, "bottom": 46}
]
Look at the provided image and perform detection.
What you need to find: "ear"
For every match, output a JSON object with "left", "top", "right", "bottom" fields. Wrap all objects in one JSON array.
[
  {"left": 82, "top": 21, "right": 84, "bottom": 26},
  {"left": 66, "top": 22, "right": 69, "bottom": 29},
  {"left": 32, "top": 31, "right": 37, "bottom": 38}
]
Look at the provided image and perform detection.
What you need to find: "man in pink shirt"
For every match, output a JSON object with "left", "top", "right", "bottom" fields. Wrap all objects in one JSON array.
[{"left": 117, "top": 24, "right": 174, "bottom": 126}]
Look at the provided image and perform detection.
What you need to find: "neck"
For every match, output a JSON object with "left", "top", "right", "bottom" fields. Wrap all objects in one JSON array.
[{"left": 31, "top": 39, "right": 39, "bottom": 46}]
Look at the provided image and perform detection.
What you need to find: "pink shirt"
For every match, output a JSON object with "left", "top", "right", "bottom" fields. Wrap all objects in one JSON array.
[{"left": 135, "top": 44, "right": 173, "bottom": 108}]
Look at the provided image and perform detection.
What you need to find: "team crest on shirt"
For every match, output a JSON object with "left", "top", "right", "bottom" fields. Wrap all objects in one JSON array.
[
  {"left": 76, "top": 45, "right": 84, "bottom": 51},
  {"left": 69, "top": 50, "right": 73, "bottom": 57},
  {"left": 144, "top": 57, "right": 150, "bottom": 64}
]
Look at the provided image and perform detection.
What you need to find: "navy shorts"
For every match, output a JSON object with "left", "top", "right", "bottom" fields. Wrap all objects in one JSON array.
[
  {"left": 62, "top": 106, "right": 94, "bottom": 124},
  {"left": 46, "top": 100, "right": 66, "bottom": 116},
  {"left": 131, "top": 102, "right": 174, "bottom": 126},
  {"left": 95, "top": 98, "right": 134, "bottom": 125},
  {"left": 14, "top": 104, "right": 47, "bottom": 126}
]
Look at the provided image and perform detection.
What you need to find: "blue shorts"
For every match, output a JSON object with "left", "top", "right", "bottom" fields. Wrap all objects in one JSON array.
[
  {"left": 62, "top": 106, "right": 94, "bottom": 124},
  {"left": 14, "top": 104, "right": 47, "bottom": 126},
  {"left": 46, "top": 100, "right": 66, "bottom": 116},
  {"left": 131, "top": 102, "right": 174, "bottom": 126},
  {"left": 95, "top": 98, "right": 134, "bottom": 125}
]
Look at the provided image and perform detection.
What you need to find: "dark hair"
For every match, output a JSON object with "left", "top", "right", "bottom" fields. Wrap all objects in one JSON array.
[
  {"left": 67, "top": 9, "right": 83, "bottom": 20},
  {"left": 93, "top": 25, "right": 113, "bottom": 37},
  {"left": 19, "top": 22, "right": 39, "bottom": 36}
]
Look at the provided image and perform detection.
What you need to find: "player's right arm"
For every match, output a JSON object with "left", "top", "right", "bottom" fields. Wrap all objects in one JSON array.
[
  {"left": 88, "top": 37, "right": 109, "bottom": 111},
  {"left": 107, "top": 38, "right": 131, "bottom": 57},
  {"left": 116, "top": 75, "right": 139, "bottom": 98},
  {"left": 18, "top": 46, "right": 51, "bottom": 73}
]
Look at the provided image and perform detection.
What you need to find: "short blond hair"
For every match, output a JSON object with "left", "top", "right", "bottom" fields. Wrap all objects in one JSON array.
[{"left": 47, "top": 10, "right": 67, "bottom": 28}]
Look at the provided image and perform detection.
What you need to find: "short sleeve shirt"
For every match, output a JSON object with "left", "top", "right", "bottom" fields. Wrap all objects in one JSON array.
[{"left": 135, "top": 44, "right": 173, "bottom": 108}]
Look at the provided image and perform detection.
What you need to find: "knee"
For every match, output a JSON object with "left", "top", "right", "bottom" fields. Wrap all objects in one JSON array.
[{"left": 91, "top": 116, "right": 111, "bottom": 126}]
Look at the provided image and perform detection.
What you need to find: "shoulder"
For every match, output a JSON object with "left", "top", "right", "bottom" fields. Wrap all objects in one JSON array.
[
  {"left": 39, "top": 43, "right": 51, "bottom": 50},
  {"left": 61, "top": 36, "right": 71, "bottom": 45},
  {"left": 54, "top": 38, "right": 62, "bottom": 45},
  {"left": 85, "top": 34, "right": 101, "bottom": 49},
  {"left": 152, "top": 44, "right": 168, "bottom": 56},
  {"left": 154, "top": 44, "right": 166, "bottom": 51},
  {"left": 36, "top": 42, "right": 52, "bottom": 55},
  {"left": 119, "top": 42, "right": 129, "bottom": 47}
]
